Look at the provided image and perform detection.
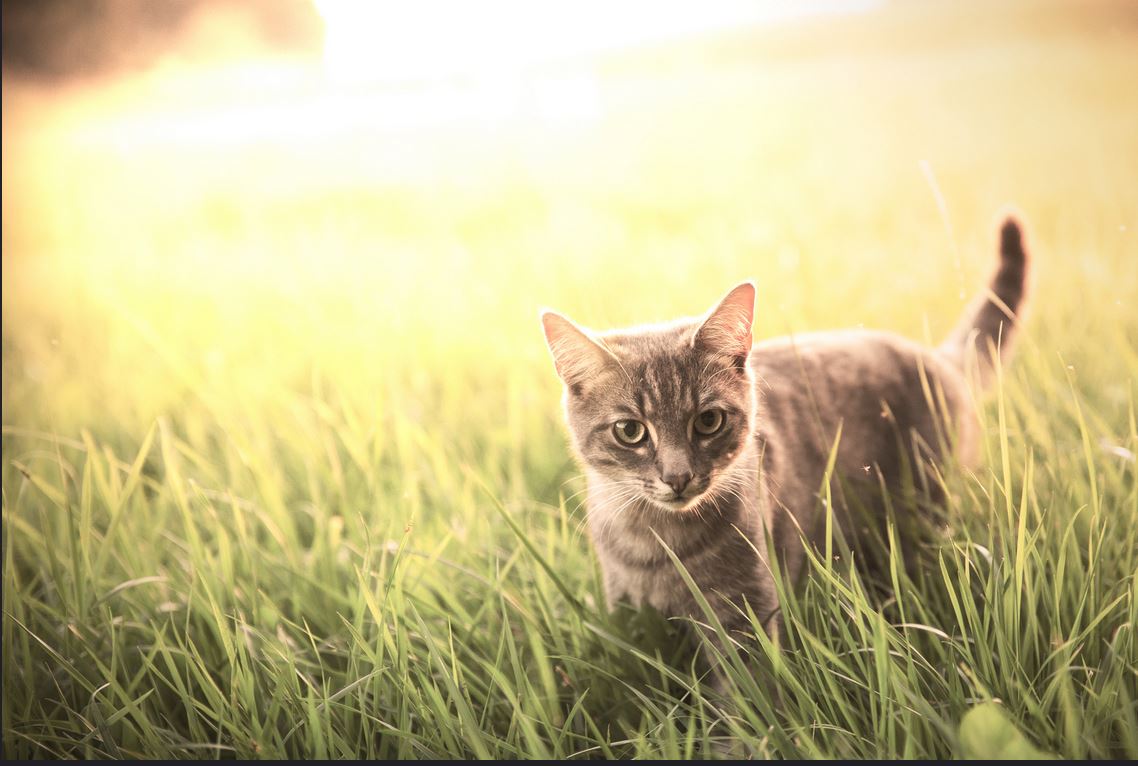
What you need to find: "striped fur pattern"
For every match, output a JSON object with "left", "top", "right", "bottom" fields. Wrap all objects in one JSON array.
[{"left": 541, "top": 216, "right": 1031, "bottom": 640}]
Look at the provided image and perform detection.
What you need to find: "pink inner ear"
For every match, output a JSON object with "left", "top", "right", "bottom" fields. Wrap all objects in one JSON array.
[
  {"left": 698, "top": 283, "right": 755, "bottom": 358},
  {"left": 541, "top": 311, "right": 610, "bottom": 384}
]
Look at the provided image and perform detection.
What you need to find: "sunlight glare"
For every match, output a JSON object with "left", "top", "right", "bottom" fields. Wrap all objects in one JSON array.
[{"left": 313, "top": 0, "right": 882, "bottom": 85}]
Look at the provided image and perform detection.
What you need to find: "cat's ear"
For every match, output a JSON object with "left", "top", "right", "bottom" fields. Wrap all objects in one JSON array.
[
  {"left": 541, "top": 310, "right": 618, "bottom": 387},
  {"left": 694, "top": 281, "right": 755, "bottom": 366}
]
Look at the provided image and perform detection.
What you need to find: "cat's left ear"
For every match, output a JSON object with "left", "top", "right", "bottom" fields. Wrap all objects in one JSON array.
[{"left": 694, "top": 281, "right": 755, "bottom": 366}]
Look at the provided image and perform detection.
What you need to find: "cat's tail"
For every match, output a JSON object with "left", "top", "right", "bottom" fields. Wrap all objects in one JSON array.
[{"left": 940, "top": 214, "right": 1030, "bottom": 388}]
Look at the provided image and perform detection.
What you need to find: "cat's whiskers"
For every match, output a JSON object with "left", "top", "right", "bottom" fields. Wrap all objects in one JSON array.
[
  {"left": 712, "top": 481, "right": 748, "bottom": 515},
  {"left": 593, "top": 487, "right": 648, "bottom": 540},
  {"left": 569, "top": 482, "right": 640, "bottom": 538},
  {"left": 606, "top": 493, "right": 644, "bottom": 530},
  {"left": 588, "top": 489, "right": 641, "bottom": 534},
  {"left": 568, "top": 488, "right": 638, "bottom": 542},
  {"left": 575, "top": 480, "right": 645, "bottom": 539},
  {"left": 702, "top": 464, "right": 763, "bottom": 522},
  {"left": 557, "top": 472, "right": 588, "bottom": 488},
  {"left": 561, "top": 481, "right": 602, "bottom": 506},
  {"left": 555, "top": 474, "right": 596, "bottom": 520}
]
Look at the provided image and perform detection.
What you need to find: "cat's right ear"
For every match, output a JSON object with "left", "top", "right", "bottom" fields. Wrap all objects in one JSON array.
[{"left": 540, "top": 310, "right": 617, "bottom": 388}]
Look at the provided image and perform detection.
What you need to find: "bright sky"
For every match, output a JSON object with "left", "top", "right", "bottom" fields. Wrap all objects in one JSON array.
[
  {"left": 62, "top": 1, "right": 883, "bottom": 153},
  {"left": 314, "top": 0, "right": 882, "bottom": 84}
]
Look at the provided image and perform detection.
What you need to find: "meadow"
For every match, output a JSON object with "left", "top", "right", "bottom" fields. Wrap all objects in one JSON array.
[{"left": 3, "top": 1, "right": 1137, "bottom": 758}]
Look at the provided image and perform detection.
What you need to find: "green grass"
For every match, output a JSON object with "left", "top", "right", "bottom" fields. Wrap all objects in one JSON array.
[{"left": 3, "top": 1, "right": 1137, "bottom": 758}]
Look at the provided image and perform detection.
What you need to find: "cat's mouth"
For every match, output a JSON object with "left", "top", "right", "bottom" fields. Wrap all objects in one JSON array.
[
  {"left": 646, "top": 482, "right": 712, "bottom": 512},
  {"left": 651, "top": 494, "right": 706, "bottom": 512}
]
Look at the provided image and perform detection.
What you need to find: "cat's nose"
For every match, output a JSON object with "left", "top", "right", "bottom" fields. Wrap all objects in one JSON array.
[{"left": 662, "top": 471, "right": 692, "bottom": 496}]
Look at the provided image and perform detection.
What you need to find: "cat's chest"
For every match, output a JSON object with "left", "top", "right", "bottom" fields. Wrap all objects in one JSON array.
[
  {"left": 590, "top": 517, "right": 771, "bottom": 621},
  {"left": 601, "top": 554, "right": 690, "bottom": 612},
  {"left": 586, "top": 497, "right": 760, "bottom": 610}
]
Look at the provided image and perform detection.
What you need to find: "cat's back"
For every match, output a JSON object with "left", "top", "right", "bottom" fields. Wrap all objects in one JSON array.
[
  {"left": 749, "top": 328, "right": 976, "bottom": 474},
  {"left": 750, "top": 328, "right": 964, "bottom": 401}
]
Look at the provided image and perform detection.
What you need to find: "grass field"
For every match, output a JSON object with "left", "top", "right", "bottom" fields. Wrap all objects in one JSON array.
[{"left": 3, "top": 0, "right": 1137, "bottom": 758}]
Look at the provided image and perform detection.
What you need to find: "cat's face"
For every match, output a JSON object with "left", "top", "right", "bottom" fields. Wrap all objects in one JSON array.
[{"left": 542, "top": 283, "right": 757, "bottom": 512}]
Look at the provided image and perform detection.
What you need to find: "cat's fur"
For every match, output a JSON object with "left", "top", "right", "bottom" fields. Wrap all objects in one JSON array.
[{"left": 541, "top": 217, "right": 1030, "bottom": 641}]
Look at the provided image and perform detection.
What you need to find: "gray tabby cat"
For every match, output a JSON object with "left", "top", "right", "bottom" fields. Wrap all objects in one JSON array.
[{"left": 541, "top": 217, "right": 1029, "bottom": 642}]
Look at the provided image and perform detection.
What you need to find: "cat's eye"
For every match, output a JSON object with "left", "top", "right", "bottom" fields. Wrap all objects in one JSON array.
[
  {"left": 613, "top": 419, "right": 647, "bottom": 445},
  {"left": 694, "top": 409, "right": 725, "bottom": 436}
]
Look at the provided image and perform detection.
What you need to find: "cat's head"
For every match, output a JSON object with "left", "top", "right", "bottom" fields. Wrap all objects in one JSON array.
[{"left": 541, "top": 283, "right": 757, "bottom": 512}]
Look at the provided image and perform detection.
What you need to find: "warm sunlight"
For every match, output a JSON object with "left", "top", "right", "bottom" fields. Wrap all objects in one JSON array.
[
  {"left": 39, "top": 1, "right": 886, "bottom": 159},
  {"left": 311, "top": 1, "right": 880, "bottom": 128},
  {"left": 5, "top": 0, "right": 1137, "bottom": 756},
  {"left": 313, "top": 0, "right": 880, "bottom": 85}
]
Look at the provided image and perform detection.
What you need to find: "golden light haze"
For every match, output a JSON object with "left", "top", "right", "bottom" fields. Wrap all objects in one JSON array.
[
  {"left": 2, "top": 0, "right": 1135, "bottom": 435},
  {"left": 2, "top": 3, "right": 1136, "bottom": 758}
]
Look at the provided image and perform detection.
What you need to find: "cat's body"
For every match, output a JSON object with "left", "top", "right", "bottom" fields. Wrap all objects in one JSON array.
[{"left": 543, "top": 218, "right": 1029, "bottom": 640}]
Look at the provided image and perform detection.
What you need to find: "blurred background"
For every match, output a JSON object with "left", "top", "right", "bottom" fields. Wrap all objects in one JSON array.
[
  {"left": 2, "top": 0, "right": 1136, "bottom": 444},
  {"left": 5, "top": 5, "right": 1137, "bottom": 760}
]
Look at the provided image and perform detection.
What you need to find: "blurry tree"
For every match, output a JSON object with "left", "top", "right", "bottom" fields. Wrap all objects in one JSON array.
[{"left": 1, "top": 0, "right": 324, "bottom": 80}]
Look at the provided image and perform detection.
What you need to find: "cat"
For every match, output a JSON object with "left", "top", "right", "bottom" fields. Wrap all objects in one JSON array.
[{"left": 540, "top": 216, "right": 1029, "bottom": 647}]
